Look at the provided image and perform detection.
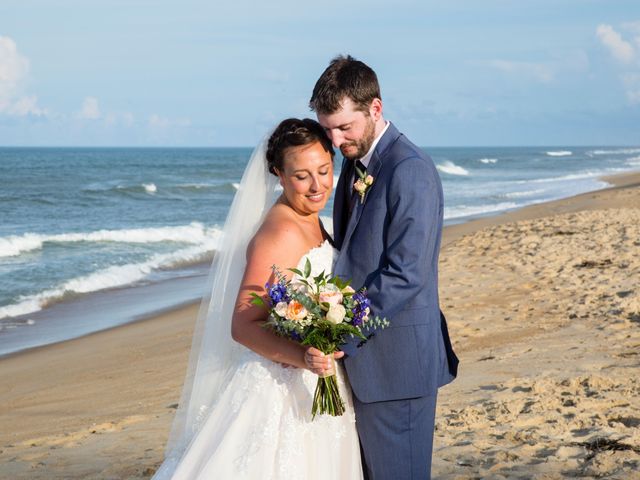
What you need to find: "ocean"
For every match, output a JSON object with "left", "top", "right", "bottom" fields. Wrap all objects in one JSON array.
[{"left": 1, "top": 146, "right": 639, "bottom": 356}]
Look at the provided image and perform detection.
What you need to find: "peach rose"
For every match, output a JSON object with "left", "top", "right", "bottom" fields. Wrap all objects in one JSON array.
[
  {"left": 286, "top": 300, "right": 308, "bottom": 322},
  {"left": 318, "top": 284, "right": 343, "bottom": 306}
]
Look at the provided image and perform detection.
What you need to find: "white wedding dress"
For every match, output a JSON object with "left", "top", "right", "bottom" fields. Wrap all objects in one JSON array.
[{"left": 156, "top": 240, "right": 363, "bottom": 479}]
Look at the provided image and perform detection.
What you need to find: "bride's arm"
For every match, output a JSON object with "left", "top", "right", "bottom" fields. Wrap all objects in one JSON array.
[{"left": 230, "top": 223, "right": 310, "bottom": 369}]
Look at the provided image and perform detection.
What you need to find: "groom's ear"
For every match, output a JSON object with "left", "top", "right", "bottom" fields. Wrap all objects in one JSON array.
[{"left": 369, "top": 98, "right": 383, "bottom": 121}]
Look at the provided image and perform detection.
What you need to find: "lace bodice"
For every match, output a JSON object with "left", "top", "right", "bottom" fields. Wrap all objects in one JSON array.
[{"left": 293, "top": 239, "right": 337, "bottom": 281}]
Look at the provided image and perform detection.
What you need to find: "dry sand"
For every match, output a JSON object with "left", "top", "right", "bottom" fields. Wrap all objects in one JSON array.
[{"left": 1, "top": 172, "right": 639, "bottom": 479}]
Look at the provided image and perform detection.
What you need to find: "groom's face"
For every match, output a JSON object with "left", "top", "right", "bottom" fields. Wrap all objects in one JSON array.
[{"left": 317, "top": 97, "right": 377, "bottom": 161}]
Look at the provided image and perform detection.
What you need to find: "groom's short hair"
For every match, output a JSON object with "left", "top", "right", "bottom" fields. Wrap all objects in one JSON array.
[{"left": 309, "top": 55, "right": 381, "bottom": 115}]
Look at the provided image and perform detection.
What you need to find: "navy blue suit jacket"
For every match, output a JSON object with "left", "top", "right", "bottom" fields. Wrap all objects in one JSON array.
[{"left": 333, "top": 123, "right": 458, "bottom": 403}]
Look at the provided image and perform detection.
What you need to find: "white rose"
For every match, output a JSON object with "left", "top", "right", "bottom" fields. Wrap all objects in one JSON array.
[
  {"left": 326, "top": 304, "right": 346, "bottom": 324},
  {"left": 274, "top": 302, "right": 288, "bottom": 318}
]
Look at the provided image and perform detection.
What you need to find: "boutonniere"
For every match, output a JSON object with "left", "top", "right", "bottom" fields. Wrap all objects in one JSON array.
[{"left": 353, "top": 165, "right": 374, "bottom": 204}]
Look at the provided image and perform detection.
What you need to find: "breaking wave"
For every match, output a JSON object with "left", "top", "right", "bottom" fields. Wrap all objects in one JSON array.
[{"left": 0, "top": 223, "right": 221, "bottom": 258}]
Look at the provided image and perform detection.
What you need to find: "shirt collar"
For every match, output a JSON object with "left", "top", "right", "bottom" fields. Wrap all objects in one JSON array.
[{"left": 359, "top": 120, "right": 390, "bottom": 168}]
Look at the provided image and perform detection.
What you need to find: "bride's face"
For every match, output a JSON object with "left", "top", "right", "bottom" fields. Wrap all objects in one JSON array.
[{"left": 277, "top": 141, "right": 334, "bottom": 215}]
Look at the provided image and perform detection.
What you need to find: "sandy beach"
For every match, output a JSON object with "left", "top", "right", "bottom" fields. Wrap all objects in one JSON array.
[{"left": 1, "top": 172, "right": 639, "bottom": 479}]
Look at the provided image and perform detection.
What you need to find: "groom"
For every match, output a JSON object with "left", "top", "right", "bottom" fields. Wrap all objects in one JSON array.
[{"left": 308, "top": 55, "right": 458, "bottom": 479}]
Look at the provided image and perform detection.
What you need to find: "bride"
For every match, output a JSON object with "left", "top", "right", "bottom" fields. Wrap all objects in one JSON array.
[{"left": 152, "top": 118, "right": 363, "bottom": 479}]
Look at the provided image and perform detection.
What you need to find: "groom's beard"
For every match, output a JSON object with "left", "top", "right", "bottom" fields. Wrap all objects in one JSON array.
[{"left": 340, "top": 116, "right": 376, "bottom": 161}]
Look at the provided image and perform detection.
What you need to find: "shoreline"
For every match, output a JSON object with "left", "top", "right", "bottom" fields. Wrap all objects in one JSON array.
[
  {"left": 1, "top": 170, "right": 639, "bottom": 478},
  {"left": 2, "top": 170, "right": 638, "bottom": 359}
]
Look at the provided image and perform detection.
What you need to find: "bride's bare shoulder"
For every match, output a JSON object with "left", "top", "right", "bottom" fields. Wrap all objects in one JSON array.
[{"left": 246, "top": 203, "right": 307, "bottom": 270}]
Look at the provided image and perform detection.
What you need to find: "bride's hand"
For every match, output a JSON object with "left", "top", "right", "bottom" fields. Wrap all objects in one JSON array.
[{"left": 304, "top": 347, "right": 344, "bottom": 376}]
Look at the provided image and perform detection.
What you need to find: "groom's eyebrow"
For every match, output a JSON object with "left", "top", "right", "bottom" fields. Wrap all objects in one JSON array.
[{"left": 325, "top": 122, "right": 350, "bottom": 131}]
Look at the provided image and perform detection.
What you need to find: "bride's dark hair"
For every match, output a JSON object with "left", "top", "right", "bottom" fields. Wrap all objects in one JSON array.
[{"left": 266, "top": 118, "right": 334, "bottom": 176}]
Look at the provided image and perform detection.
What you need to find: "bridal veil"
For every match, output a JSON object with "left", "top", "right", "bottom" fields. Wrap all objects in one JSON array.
[{"left": 153, "top": 137, "right": 279, "bottom": 477}]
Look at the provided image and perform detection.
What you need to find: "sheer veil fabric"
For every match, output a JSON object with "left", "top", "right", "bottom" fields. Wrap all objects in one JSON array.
[{"left": 153, "top": 138, "right": 280, "bottom": 478}]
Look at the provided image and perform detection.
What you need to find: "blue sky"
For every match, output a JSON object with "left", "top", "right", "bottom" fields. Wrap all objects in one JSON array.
[{"left": 1, "top": 0, "right": 639, "bottom": 146}]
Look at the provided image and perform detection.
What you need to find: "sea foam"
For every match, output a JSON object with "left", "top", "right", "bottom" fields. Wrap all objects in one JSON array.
[
  {"left": 546, "top": 151, "right": 572, "bottom": 157},
  {"left": 502, "top": 189, "right": 546, "bottom": 199},
  {"left": 444, "top": 202, "right": 519, "bottom": 220},
  {"left": 0, "top": 240, "right": 219, "bottom": 320},
  {"left": 588, "top": 148, "right": 640, "bottom": 156},
  {"left": 0, "top": 223, "right": 220, "bottom": 258},
  {"left": 437, "top": 161, "right": 469, "bottom": 176},
  {"left": 143, "top": 183, "right": 157, "bottom": 194}
]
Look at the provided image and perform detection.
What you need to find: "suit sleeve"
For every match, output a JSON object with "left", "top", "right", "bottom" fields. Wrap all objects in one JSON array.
[{"left": 341, "top": 155, "right": 442, "bottom": 357}]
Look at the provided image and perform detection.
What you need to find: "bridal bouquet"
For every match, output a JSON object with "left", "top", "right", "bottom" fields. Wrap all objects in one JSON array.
[{"left": 252, "top": 259, "right": 388, "bottom": 419}]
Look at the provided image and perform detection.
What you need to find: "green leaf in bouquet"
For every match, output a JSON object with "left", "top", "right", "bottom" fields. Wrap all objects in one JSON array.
[
  {"left": 329, "top": 276, "right": 351, "bottom": 291},
  {"left": 288, "top": 267, "right": 304, "bottom": 277},
  {"left": 250, "top": 292, "right": 266, "bottom": 307},
  {"left": 294, "top": 292, "right": 322, "bottom": 317},
  {"left": 304, "top": 258, "right": 311, "bottom": 278},
  {"left": 313, "top": 271, "right": 327, "bottom": 287}
]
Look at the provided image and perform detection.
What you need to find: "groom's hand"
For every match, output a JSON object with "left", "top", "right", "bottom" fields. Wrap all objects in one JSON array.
[{"left": 304, "top": 347, "right": 344, "bottom": 375}]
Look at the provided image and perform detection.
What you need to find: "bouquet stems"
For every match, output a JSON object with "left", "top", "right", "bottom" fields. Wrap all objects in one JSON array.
[{"left": 311, "top": 357, "right": 345, "bottom": 419}]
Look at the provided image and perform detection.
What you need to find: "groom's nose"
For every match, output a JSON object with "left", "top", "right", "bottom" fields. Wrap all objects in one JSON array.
[{"left": 327, "top": 129, "right": 345, "bottom": 148}]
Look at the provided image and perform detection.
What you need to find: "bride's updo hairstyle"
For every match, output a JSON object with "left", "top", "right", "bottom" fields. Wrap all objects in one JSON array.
[{"left": 266, "top": 118, "right": 334, "bottom": 176}]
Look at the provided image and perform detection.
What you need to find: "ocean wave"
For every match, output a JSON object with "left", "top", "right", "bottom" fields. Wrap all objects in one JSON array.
[
  {"left": 545, "top": 151, "right": 572, "bottom": 157},
  {"left": 0, "top": 242, "right": 217, "bottom": 320},
  {"left": 437, "top": 161, "right": 469, "bottom": 176},
  {"left": 175, "top": 182, "right": 238, "bottom": 194},
  {"left": 588, "top": 148, "right": 640, "bottom": 156},
  {"left": 514, "top": 171, "right": 603, "bottom": 185},
  {"left": 478, "top": 158, "right": 498, "bottom": 164},
  {"left": 0, "top": 223, "right": 222, "bottom": 258},
  {"left": 143, "top": 183, "right": 157, "bottom": 194},
  {"left": 83, "top": 182, "right": 160, "bottom": 195},
  {"left": 177, "top": 183, "right": 213, "bottom": 189},
  {"left": 626, "top": 156, "right": 640, "bottom": 166},
  {"left": 502, "top": 189, "right": 546, "bottom": 199},
  {"left": 444, "top": 202, "right": 519, "bottom": 220}
]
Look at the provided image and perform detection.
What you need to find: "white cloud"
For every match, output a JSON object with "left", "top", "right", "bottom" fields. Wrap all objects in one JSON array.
[
  {"left": 6, "top": 95, "right": 48, "bottom": 116},
  {"left": 149, "top": 114, "right": 169, "bottom": 128},
  {"left": 596, "top": 22, "right": 640, "bottom": 106},
  {"left": 148, "top": 114, "right": 191, "bottom": 128},
  {"left": 487, "top": 60, "right": 554, "bottom": 83},
  {"left": 596, "top": 24, "right": 635, "bottom": 64},
  {"left": 0, "top": 35, "right": 47, "bottom": 116},
  {"left": 77, "top": 96, "right": 101, "bottom": 120}
]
